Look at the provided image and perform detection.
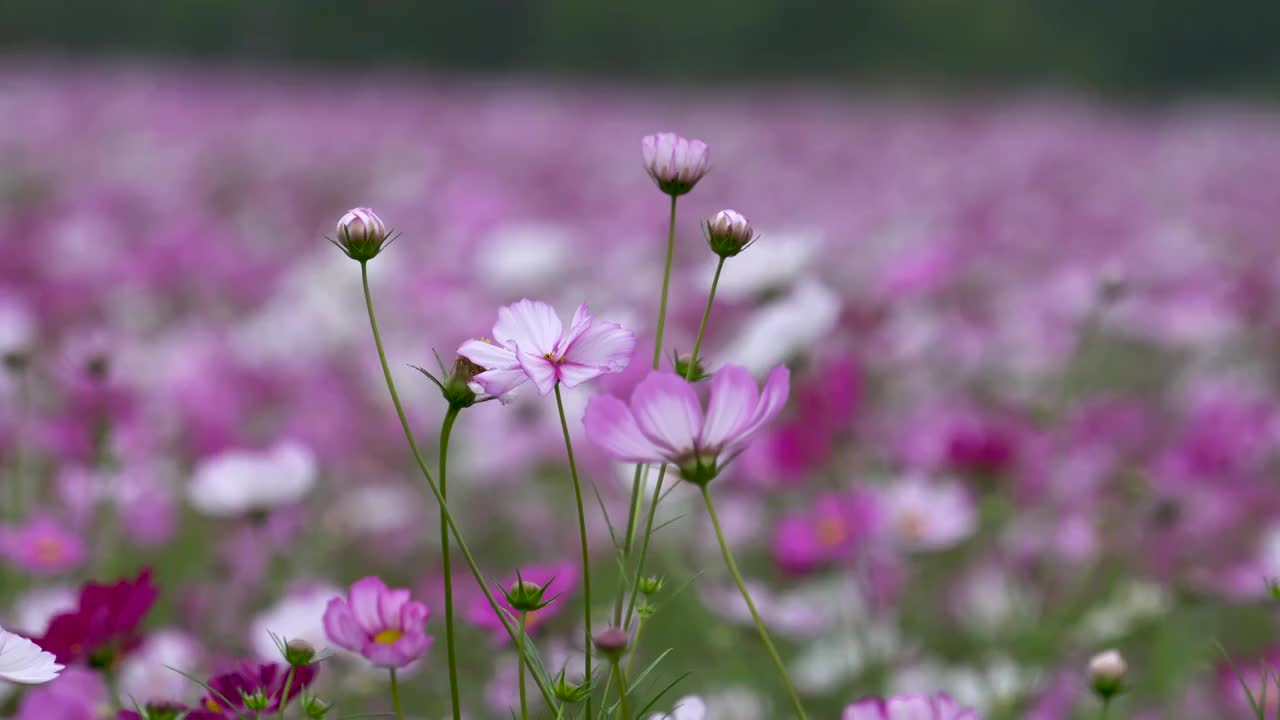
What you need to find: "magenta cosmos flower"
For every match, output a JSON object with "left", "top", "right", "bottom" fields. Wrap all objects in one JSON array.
[
  {"left": 323, "top": 577, "right": 431, "bottom": 668},
  {"left": 843, "top": 693, "right": 980, "bottom": 720},
  {"left": 457, "top": 299, "right": 636, "bottom": 400},
  {"left": 583, "top": 364, "right": 789, "bottom": 485},
  {"left": 37, "top": 570, "right": 158, "bottom": 665},
  {"left": 642, "top": 132, "right": 710, "bottom": 196}
]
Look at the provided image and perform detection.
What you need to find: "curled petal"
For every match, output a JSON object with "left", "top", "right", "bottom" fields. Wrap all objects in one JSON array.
[
  {"left": 699, "top": 365, "right": 760, "bottom": 451},
  {"left": 630, "top": 372, "right": 703, "bottom": 456},
  {"left": 562, "top": 321, "right": 635, "bottom": 378},
  {"left": 583, "top": 395, "right": 667, "bottom": 463},
  {"left": 728, "top": 364, "right": 790, "bottom": 450},
  {"left": 457, "top": 338, "right": 518, "bottom": 371}
]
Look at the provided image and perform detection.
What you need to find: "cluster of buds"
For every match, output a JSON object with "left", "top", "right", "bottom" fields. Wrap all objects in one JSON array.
[
  {"left": 1089, "top": 649, "right": 1127, "bottom": 700},
  {"left": 642, "top": 132, "right": 710, "bottom": 197},
  {"left": 331, "top": 207, "right": 394, "bottom": 262}
]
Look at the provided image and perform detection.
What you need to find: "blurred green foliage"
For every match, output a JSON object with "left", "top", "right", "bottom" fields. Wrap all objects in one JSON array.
[{"left": 2, "top": 1, "right": 1279, "bottom": 95}]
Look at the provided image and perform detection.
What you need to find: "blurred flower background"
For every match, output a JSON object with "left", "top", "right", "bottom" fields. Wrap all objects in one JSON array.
[{"left": 3, "top": 3, "right": 1280, "bottom": 718}]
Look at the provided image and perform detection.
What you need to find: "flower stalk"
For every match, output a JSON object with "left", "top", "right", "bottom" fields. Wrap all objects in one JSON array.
[
  {"left": 438, "top": 403, "right": 464, "bottom": 720},
  {"left": 553, "top": 382, "right": 593, "bottom": 718}
]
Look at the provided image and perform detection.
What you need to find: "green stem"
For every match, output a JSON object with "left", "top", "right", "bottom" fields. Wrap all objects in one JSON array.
[
  {"left": 553, "top": 382, "right": 593, "bottom": 719},
  {"left": 611, "top": 658, "right": 635, "bottom": 720},
  {"left": 623, "top": 615, "right": 646, "bottom": 679},
  {"left": 651, "top": 193, "right": 679, "bottom": 369},
  {"left": 1100, "top": 697, "right": 1111, "bottom": 720},
  {"left": 518, "top": 611, "right": 530, "bottom": 720},
  {"left": 622, "top": 254, "right": 725, "bottom": 630},
  {"left": 359, "top": 260, "right": 559, "bottom": 714},
  {"left": 389, "top": 668, "right": 405, "bottom": 720},
  {"left": 701, "top": 486, "right": 808, "bottom": 720},
  {"left": 438, "top": 404, "right": 464, "bottom": 720},
  {"left": 277, "top": 666, "right": 296, "bottom": 720}
]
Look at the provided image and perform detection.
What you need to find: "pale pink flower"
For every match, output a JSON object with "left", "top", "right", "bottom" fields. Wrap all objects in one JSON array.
[
  {"left": 843, "top": 693, "right": 980, "bottom": 720},
  {"left": 333, "top": 207, "right": 392, "bottom": 261},
  {"left": 583, "top": 365, "right": 789, "bottom": 484},
  {"left": 642, "top": 132, "right": 710, "bottom": 196},
  {"left": 0, "top": 517, "right": 86, "bottom": 575},
  {"left": 323, "top": 577, "right": 431, "bottom": 669},
  {"left": 881, "top": 477, "right": 977, "bottom": 551},
  {"left": 457, "top": 299, "right": 635, "bottom": 400}
]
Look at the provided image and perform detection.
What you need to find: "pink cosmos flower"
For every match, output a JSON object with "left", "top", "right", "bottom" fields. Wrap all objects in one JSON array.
[
  {"left": 880, "top": 476, "right": 977, "bottom": 552},
  {"left": 843, "top": 693, "right": 980, "bottom": 720},
  {"left": 464, "top": 561, "right": 577, "bottom": 643},
  {"left": 457, "top": 299, "right": 635, "bottom": 400},
  {"left": 772, "top": 491, "right": 878, "bottom": 576},
  {"left": 0, "top": 517, "right": 86, "bottom": 575},
  {"left": 323, "top": 577, "right": 431, "bottom": 669},
  {"left": 583, "top": 364, "right": 789, "bottom": 484},
  {"left": 642, "top": 132, "right": 710, "bottom": 196}
]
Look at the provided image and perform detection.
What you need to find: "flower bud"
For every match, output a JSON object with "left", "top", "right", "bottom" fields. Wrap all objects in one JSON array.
[
  {"left": 639, "top": 575, "right": 665, "bottom": 596},
  {"left": 284, "top": 638, "right": 317, "bottom": 667},
  {"left": 552, "top": 667, "right": 592, "bottom": 704},
  {"left": 593, "top": 626, "right": 630, "bottom": 659},
  {"left": 642, "top": 133, "right": 710, "bottom": 197},
  {"left": 444, "top": 356, "right": 483, "bottom": 408},
  {"left": 333, "top": 207, "right": 392, "bottom": 262},
  {"left": 1089, "top": 649, "right": 1127, "bottom": 699},
  {"left": 506, "top": 579, "right": 551, "bottom": 613},
  {"left": 302, "top": 694, "right": 333, "bottom": 720},
  {"left": 241, "top": 689, "right": 271, "bottom": 712},
  {"left": 671, "top": 351, "right": 708, "bottom": 382},
  {"left": 705, "top": 209, "right": 756, "bottom": 258},
  {"left": 138, "top": 701, "right": 187, "bottom": 720}
]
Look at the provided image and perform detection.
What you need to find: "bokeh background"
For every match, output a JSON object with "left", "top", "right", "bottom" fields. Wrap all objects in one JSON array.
[{"left": 3, "top": 3, "right": 1280, "bottom": 719}]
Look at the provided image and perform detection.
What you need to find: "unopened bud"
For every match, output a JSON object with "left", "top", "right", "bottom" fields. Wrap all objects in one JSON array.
[
  {"left": 506, "top": 579, "right": 551, "bottom": 613},
  {"left": 302, "top": 694, "right": 333, "bottom": 720},
  {"left": 1089, "top": 649, "right": 1127, "bottom": 698},
  {"left": 705, "top": 209, "right": 756, "bottom": 258},
  {"left": 241, "top": 689, "right": 271, "bottom": 712},
  {"left": 284, "top": 638, "right": 317, "bottom": 667},
  {"left": 639, "top": 576, "right": 665, "bottom": 596},
  {"left": 672, "top": 352, "right": 708, "bottom": 382},
  {"left": 139, "top": 701, "right": 187, "bottom": 720},
  {"left": 444, "top": 356, "right": 483, "bottom": 408},
  {"left": 333, "top": 207, "right": 392, "bottom": 262},
  {"left": 593, "top": 626, "right": 630, "bottom": 659},
  {"left": 642, "top": 133, "right": 710, "bottom": 197}
]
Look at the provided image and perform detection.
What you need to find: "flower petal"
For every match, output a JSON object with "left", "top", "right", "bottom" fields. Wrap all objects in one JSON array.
[
  {"left": 493, "top": 299, "right": 562, "bottom": 357},
  {"left": 516, "top": 352, "right": 558, "bottom": 396},
  {"left": 562, "top": 321, "right": 636, "bottom": 379},
  {"left": 583, "top": 395, "right": 667, "bottom": 463},
  {"left": 556, "top": 302, "right": 593, "bottom": 354},
  {"left": 629, "top": 371, "right": 703, "bottom": 456},
  {"left": 471, "top": 368, "right": 529, "bottom": 400},
  {"left": 322, "top": 599, "right": 366, "bottom": 653},
  {"left": 699, "top": 365, "right": 760, "bottom": 451},
  {"left": 347, "top": 577, "right": 387, "bottom": 634},
  {"left": 726, "top": 364, "right": 790, "bottom": 450},
  {"left": 457, "top": 338, "right": 517, "bottom": 370}
]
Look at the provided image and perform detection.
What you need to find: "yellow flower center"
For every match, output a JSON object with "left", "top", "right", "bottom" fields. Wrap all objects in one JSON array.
[
  {"left": 206, "top": 699, "right": 222, "bottom": 713},
  {"left": 900, "top": 509, "right": 928, "bottom": 541},
  {"left": 816, "top": 516, "right": 848, "bottom": 548},
  {"left": 374, "top": 629, "right": 403, "bottom": 645}
]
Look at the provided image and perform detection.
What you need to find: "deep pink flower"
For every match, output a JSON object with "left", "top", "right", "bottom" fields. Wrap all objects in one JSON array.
[
  {"left": 772, "top": 491, "right": 878, "bottom": 576},
  {"left": 464, "top": 561, "right": 577, "bottom": 643},
  {"left": 458, "top": 299, "right": 635, "bottom": 400},
  {"left": 843, "top": 693, "right": 980, "bottom": 719},
  {"left": 0, "top": 516, "right": 86, "bottom": 575},
  {"left": 37, "top": 570, "right": 158, "bottom": 665},
  {"left": 202, "top": 662, "right": 316, "bottom": 715},
  {"left": 583, "top": 364, "right": 789, "bottom": 484},
  {"left": 323, "top": 576, "right": 431, "bottom": 668}
]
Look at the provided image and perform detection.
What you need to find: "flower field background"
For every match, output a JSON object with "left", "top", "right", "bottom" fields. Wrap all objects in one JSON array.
[{"left": 2, "top": 61, "right": 1280, "bottom": 718}]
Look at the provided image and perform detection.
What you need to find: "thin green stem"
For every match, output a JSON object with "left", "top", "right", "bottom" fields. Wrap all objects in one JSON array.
[
  {"left": 389, "top": 668, "right": 405, "bottom": 720},
  {"left": 701, "top": 486, "right": 808, "bottom": 720},
  {"left": 518, "top": 611, "right": 530, "bottom": 720},
  {"left": 359, "top": 260, "right": 559, "bottom": 714},
  {"left": 1100, "top": 697, "right": 1111, "bottom": 720},
  {"left": 623, "top": 615, "right": 646, "bottom": 679},
  {"left": 622, "top": 254, "right": 725, "bottom": 631},
  {"left": 277, "top": 666, "right": 296, "bottom": 720},
  {"left": 553, "top": 382, "right": 593, "bottom": 719},
  {"left": 651, "top": 193, "right": 679, "bottom": 369},
  {"left": 611, "top": 658, "right": 635, "bottom": 720},
  {"left": 438, "top": 403, "right": 464, "bottom": 720}
]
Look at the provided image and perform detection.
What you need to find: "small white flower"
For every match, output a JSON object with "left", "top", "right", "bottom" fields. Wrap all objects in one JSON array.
[
  {"left": 881, "top": 476, "right": 977, "bottom": 551},
  {"left": 188, "top": 441, "right": 316, "bottom": 517},
  {"left": 0, "top": 626, "right": 63, "bottom": 684}
]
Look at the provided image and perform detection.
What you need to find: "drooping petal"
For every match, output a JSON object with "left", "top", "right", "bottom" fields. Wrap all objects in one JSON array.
[
  {"left": 562, "top": 321, "right": 636, "bottom": 378},
  {"left": 516, "top": 352, "right": 559, "bottom": 396},
  {"left": 346, "top": 577, "right": 387, "bottom": 634},
  {"left": 583, "top": 395, "right": 667, "bottom": 463},
  {"left": 556, "top": 302, "right": 594, "bottom": 354},
  {"left": 457, "top": 338, "right": 518, "bottom": 370},
  {"left": 725, "top": 364, "right": 790, "bottom": 450},
  {"left": 493, "top": 299, "right": 562, "bottom": 356},
  {"left": 471, "top": 368, "right": 529, "bottom": 400},
  {"left": 699, "top": 365, "right": 760, "bottom": 451},
  {"left": 322, "top": 599, "right": 366, "bottom": 652},
  {"left": 629, "top": 371, "right": 703, "bottom": 456}
]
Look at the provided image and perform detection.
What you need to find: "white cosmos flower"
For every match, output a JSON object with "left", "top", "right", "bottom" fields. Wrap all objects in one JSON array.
[
  {"left": 188, "top": 441, "right": 316, "bottom": 517},
  {"left": 0, "top": 626, "right": 63, "bottom": 684},
  {"left": 251, "top": 584, "right": 342, "bottom": 660}
]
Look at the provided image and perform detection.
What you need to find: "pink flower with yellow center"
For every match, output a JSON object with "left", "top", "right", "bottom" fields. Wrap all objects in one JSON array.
[
  {"left": 0, "top": 517, "right": 86, "bottom": 575},
  {"left": 323, "top": 577, "right": 431, "bottom": 669}
]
